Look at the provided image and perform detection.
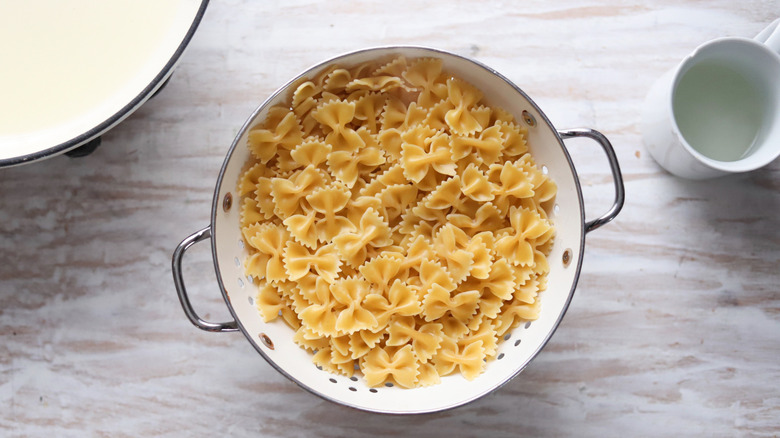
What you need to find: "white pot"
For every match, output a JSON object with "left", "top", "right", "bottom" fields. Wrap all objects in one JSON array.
[{"left": 0, "top": 0, "right": 209, "bottom": 167}]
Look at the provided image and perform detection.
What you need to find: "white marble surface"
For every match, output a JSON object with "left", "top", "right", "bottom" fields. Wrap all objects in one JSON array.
[{"left": 2, "top": 1, "right": 779, "bottom": 436}]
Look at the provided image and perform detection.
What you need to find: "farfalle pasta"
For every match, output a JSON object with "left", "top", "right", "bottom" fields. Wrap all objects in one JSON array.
[{"left": 238, "top": 55, "right": 556, "bottom": 388}]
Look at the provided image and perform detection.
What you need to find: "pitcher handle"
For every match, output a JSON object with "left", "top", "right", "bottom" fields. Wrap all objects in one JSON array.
[{"left": 755, "top": 18, "right": 780, "bottom": 52}]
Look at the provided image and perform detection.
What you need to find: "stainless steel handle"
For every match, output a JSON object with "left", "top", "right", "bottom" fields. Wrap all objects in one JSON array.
[
  {"left": 172, "top": 226, "right": 239, "bottom": 333},
  {"left": 559, "top": 128, "right": 625, "bottom": 233}
]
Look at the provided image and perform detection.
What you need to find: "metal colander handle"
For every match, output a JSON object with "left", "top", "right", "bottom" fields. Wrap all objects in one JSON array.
[
  {"left": 172, "top": 225, "right": 239, "bottom": 333},
  {"left": 559, "top": 128, "right": 625, "bottom": 233}
]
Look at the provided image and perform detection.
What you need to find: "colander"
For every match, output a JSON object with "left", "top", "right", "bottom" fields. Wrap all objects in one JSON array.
[{"left": 171, "top": 46, "right": 625, "bottom": 414}]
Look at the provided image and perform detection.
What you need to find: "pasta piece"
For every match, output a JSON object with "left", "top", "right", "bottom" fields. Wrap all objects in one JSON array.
[
  {"left": 283, "top": 209, "right": 318, "bottom": 248},
  {"left": 361, "top": 345, "right": 420, "bottom": 388},
  {"left": 253, "top": 177, "right": 277, "bottom": 220},
  {"left": 358, "top": 254, "right": 404, "bottom": 290},
  {"left": 494, "top": 207, "right": 552, "bottom": 266},
  {"left": 451, "top": 125, "right": 504, "bottom": 165},
  {"left": 290, "top": 138, "right": 332, "bottom": 168},
  {"left": 491, "top": 107, "right": 515, "bottom": 124},
  {"left": 444, "top": 78, "right": 484, "bottom": 135},
  {"left": 379, "top": 97, "right": 408, "bottom": 131},
  {"left": 373, "top": 56, "right": 407, "bottom": 77},
  {"left": 346, "top": 75, "right": 404, "bottom": 93},
  {"left": 312, "top": 347, "right": 342, "bottom": 374},
  {"left": 416, "top": 361, "right": 442, "bottom": 387},
  {"left": 349, "top": 61, "right": 375, "bottom": 80},
  {"left": 305, "top": 183, "right": 354, "bottom": 242},
  {"left": 424, "top": 99, "right": 452, "bottom": 131},
  {"left": 400, "top": 132, "right": 457, "bottom": 184},
  {"left": 419, "top": 260, "right": 479, "bottom": 322},
  {"left": 446, "top": 202, "right": 503, "bottom": 235},
  {"left": 481, "top": 258, "right": 516, "bottom": 301},
  {"left": 467, "top": 231, "right": 494, "bottom": 280},
  {"left": 278, "top": 298, "right": 302, "bottom": 331},
  {"left": 292, "top": 81, "right": 321, "bottom": 110},
  {"left": 379, "top": 184, "right": 418, "bottom": 222},
  {"left": 238, "top": 162, "right": 270, "bottom": 197},
  {"left": 240, "top": 197, "right": 263, "bottom": 229},
  {"left": 432, "top": 337, "right": 486, "bottom": 380},
  {"left": 422, "top": 175, "right": 463, "bottom": 211},
  {"left": 459, "top": 163, "right": 495, "bottom": 202},
  {"left": 398, "top": 234, "right": 435, "bottom": 277},
  {"left": 494, "top": 297, "right": 541, "bottom": 337},
  {"left": 349, "top": 329, "right": 385, "bottom": 359},
  {"left": 353, "top": 93, "right": 387, "bottom": 134},
  {"left": 499, "top": 159, "right": 535, "bottom": 198},
  {"left": 312, "top": 99, "right": 365, "bottom": 152},
  {"left": 329, "top": 277, "right": 377, "bottom": 334},
  {"left": 363, "top": 280, "right": 421, "bottom": 329},
  {"left": 345, "top": 195, "right": 383, "bottom": 226},
  {"left": 422, "top": 284, "right": 480, "bottom": 323},
  {"left": 327, "top": 130, "right": 386, "bottom": 187},
  {"left": 402, "top": 58, "right": 447, "bottom": 108},
  {"left": 323, "top": 68, "right": 352, "bottom": 93},
  {"left": 514, "top": 276, "right": 540, "bottom": 304},
  {"left": 360, "top": 163, "right": 406, "bottom": 197},
  {"left": 496, "top": 121, "right": 528, "bottom": 157},
  {"left": 330, "top": 345, "right": 356, "bottom": 377},
  {"left": 471, "top": 106, "right": 492, "bottom": 131},
  {"left": 437, "top": 313, "right": 471, "bottom": 340},
  {"left": 293, "top": 326, "right": 331, "bottom": 352},
  {"left": 294, "top": 272, "right": 331, "bottom": 306},
  {"left": 283, "top": 241, "right": 342, "bottom": 283},
  {"left": 256, "top": 282, "right": 284, "bottom": 322},
  {"left": 299, "top": 301, "right": 339, "bottom": 337},
  {"left": 459, "top": 316, "right": 499, "bottom": 358},
  {"left": 333, "top": 208, "right": 393, "bottom": 267},
  {"left": 432, "top": 223, "right": 474, "bottom": 284},
  {"left": 248, "top": 111, "right": 304, "bottom": 163},
  {"left": 244, "top": 223, "right": 290, "bottom": 282},
  {"left": 386, "top": 315, "right": 443, "bottom": 362},
  {"left": 270, "top": 165, "right": 326, "bottom": 218},
  {"left": 377, "top": 128, "right": 404, "bottom": 161}
]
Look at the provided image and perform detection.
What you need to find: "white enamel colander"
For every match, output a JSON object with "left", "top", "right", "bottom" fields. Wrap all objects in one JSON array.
[{"left": 172, "top": 46, "right": 624, "bottom": 414}]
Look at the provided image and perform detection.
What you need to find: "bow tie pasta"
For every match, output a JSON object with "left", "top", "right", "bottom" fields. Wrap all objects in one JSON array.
[{"left": 238, "top": 55, "right": 557, "bottom": 388}]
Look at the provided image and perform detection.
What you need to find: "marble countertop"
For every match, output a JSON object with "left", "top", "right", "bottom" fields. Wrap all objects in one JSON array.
[{"left": 2, "top": 1, "right": 779, "bottom": 436}]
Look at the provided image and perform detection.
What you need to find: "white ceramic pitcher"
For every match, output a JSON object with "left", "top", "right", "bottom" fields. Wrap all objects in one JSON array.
[{"left": 642, "top": 19, "right": 780, "bottom": 179}]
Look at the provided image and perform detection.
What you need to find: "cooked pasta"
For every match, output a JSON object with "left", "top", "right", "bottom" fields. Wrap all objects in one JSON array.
[{"left": 238, "top": 55, "right": 556, "bottom": 388}]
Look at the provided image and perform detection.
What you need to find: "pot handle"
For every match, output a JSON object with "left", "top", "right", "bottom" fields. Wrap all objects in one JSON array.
[
  {"left": 172, "top": 225, "right": 239, "bottom": 333},
  {"left": 558, "top": 129, "right": 625, "bottom": 233}
]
